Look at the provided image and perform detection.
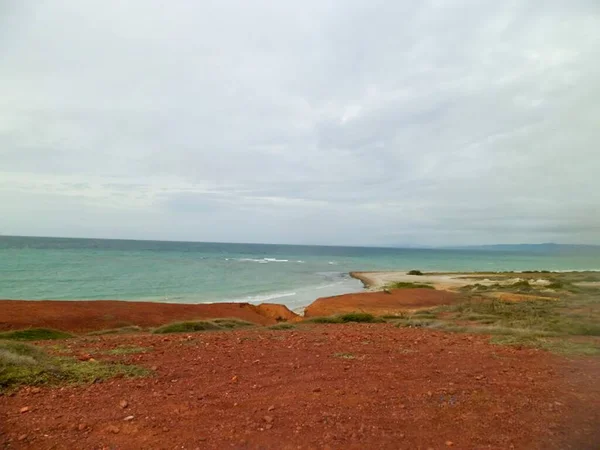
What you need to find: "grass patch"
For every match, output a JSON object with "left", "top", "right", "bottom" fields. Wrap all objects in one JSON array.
[
  {"left": 87, "top": 326, "right": 143, "bottom": 336},
  {"left": 490, "top": 335, "right": 600, "bottom": 356},
  {"left": 0, "top": 340, "right": 149, "bottom": 392},
  {"left": 0, "top": 328, "right": 73, "bottom": 341},
  {"left": 441, "top": 298, "right": 600, "bottom": 337},
  {"left": 333, "top": 352, "right": 355, "bottom": 359},
  {"left": 152, "top": 321, "right": 222, "bottom": 334},
  {"left": 382, "top": 313, "right": 408, "bottom": 320},
  {"left": 152, "top": 318, "right": 255, "bottom": 334},
  {"left": 210, "top": 318, "right": 255, "bottom": 329},
  {"left": 305, "top": 312, "right": 382, "bottom": 324},
  {"left": 268, "top": 323, "right": 296, "bottom": 330},
  {"left": 385, "top": 282, "right": 434, "bottom": 290},
  {"left": 104, "top": 346, "right": 151, "bottom": 356},
  {"left": 395, "top": 318, "right": 439, "bottom": 328}
]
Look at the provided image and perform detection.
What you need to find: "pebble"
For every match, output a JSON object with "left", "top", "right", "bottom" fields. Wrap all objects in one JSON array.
[
  {"left": 119, "top": 400, "right": 129, "bottom": 409},
  {"left": 18, "top": 434, "right": 28, "bottom": 441},
  {"left": 106, "top": 425, "right": 120, "bottom": 434},
  {"left": 267, "top": 405, "right": 275, "bottom": 411},
  {"left": 124, "top": 415, "right": 135, "bottom": 421},
  {"left": 263, "top": 415, "right": 274, "bottom": 424},
  {"left": 19, "top": 406, "right": 30, "bottom": 414},
  {"left": 78, "top": 423, "right": 87, "bottom": 431},
  {"left": 446, "top": 441, "right": 454, "bottom": 446}
]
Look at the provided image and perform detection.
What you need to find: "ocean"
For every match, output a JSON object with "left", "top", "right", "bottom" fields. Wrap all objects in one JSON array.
[{"left": 1, "top": 236, "right": 599, "bottom": 310}]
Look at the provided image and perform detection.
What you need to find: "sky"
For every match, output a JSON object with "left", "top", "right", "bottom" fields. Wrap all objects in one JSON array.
[{"left": 1, "top": 0, "right": 599, "bottom": 247}]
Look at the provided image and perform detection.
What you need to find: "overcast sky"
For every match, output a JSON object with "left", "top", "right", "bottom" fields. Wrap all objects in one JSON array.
[{"left": 1, "top": 1, "right": 599, "bottom": 246}]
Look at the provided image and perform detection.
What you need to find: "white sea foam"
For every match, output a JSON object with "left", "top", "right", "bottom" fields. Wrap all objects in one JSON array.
[
  {"left": 231, "top": 257, "right": 298, "bottom": 264},
  {"left": 225, "top": 291, "right": 298, "bottom": 303}
]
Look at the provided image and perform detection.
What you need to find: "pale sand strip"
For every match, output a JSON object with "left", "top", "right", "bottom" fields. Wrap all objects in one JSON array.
[{"left": 349, "top": 271, "right": 548, "bottom": 291}]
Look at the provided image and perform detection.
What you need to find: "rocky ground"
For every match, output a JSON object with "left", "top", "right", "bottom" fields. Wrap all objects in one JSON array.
[{"left": 2, "top": 324, "right": 599, "bottom": 449}]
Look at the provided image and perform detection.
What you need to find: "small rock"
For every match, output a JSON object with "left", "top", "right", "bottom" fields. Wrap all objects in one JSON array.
[
  {"left": 263, "top": 415, "right": 274, "bottom": 424},
  {"left": 106, "top": 425, "right": 120, "bottom": 434},
  {"left": 265, "top": 423, "right": 273, "bottom": 430},
  {"left": 124, "top": 415, "right": 135, "bottom": 421},
  {"left": 313, "top": 387, "right": 321, "bottom": 393},
  {"left": 18, "top": 434, "right": 28, "bottom": 441},
  {"left": 19, "top": 406, "right": 30, "bottom": 414},
  {"left": 231, "top": 375, "right": 238, "bottom": 383},
  {"left": 162, "top": 427, "right": 169, "bottom": 432},
  {"left": 31, "top": 387, "right": 41, "bottom": 394},
  {"left": 446, "top": 441, "right": 454, "bottom": 447},
  {"left": 267, "top": 405, "right": 275, "bottom": 411},
  {"left": 151, "top": 366, "right": 158, "bottom": 371},
  {"left": 119, "top": 400, "right": 129, "bottom": 409},
  {"left": 78, "top": 423, "right": 87, "bottom": 431}
]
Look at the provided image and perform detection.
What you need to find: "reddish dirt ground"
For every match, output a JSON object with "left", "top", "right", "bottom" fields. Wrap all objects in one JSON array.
[
  {"left": 0, "top": 300, "right": 299, "bottom": 332},
  {"left": 2, "top": 324, "right": 599, "bottom": 449},
  {"left": 304, "top": 289, "right": 459, "bottom": 317}
]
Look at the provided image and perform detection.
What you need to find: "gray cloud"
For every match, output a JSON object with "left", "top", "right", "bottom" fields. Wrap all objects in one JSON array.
[{"left": 1, "top": 0, "right": 599, "bottom": 245}]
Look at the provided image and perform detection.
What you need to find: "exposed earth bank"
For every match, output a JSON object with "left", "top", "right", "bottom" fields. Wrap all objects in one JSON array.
[
  {"left": 304, "top": 288, "right": 459, "bottom": 317},
  {"left": 0, "top": 300, "right": 300, "bottom": 333}
]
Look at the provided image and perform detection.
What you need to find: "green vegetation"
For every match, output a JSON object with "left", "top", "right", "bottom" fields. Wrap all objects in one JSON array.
[
  {"left": 305, "top": 312, "right": 383, "bottom": 324},
  {"left": 152, "top": 318, "right": 256, "bottom": 334},
  {"left": 333, "top": 352, "right": 355, "bottom": 359},
  {"left": 87, "top": 326, "right": 143, "bottom": 336},
  {"left": 268, "top": 323, "right": 296, "bottom": 330},
  {"left": 389, "top": 281, "right": 600, "bottom": 355},
  {"left": 153, "top": 321, "right": 222, "bottom": 334},
  {"left": 407, "top": 270, "right": 424, "bottom": 275},
  {"left": 210, "top": 318, "right": 255, "bottom": 329},
  {"left": 0, "top": 328, "right": 73, "bottom": 341},
  {"left": 104, "top": 346, "right": 151, "bottom": 355},
  {"left": 385, "top": 281, "right": 434, "bottom": 290},
  {"left": 0, "top": 340, "right": 149, "bottom": 392}
]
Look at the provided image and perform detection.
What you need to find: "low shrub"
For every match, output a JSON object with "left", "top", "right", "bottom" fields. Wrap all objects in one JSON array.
[
  {"left": 305, "top": 312, "right": 382, "bottom": 324},
  {"left": 385, "top": 282, "right": 434, "bottom": 290},
  {"left": 407, "top": 270, "right": 424, "bottom": 276},
  {"left": 268, "top": 323, "right": 296, "bottom": 330},
  {"left": 152, "top": 321, "right": 221, "bottom": 334},
  {"left": 0, "top": 328, "right": 73, "bottom": 341},
  {"left": 0, "top": 340, "right": 149, "bottom": 392}
]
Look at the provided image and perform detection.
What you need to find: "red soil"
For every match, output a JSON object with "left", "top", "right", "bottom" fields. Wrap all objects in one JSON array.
[
  {"left": 0, "top": 300, "right": 299, "bottom": 333},
  {"left": 1, "top": 325, "right": 599, "bottom": 449},
  {"left": 304, "top": 288, "right": 459, "bottom": 317}
]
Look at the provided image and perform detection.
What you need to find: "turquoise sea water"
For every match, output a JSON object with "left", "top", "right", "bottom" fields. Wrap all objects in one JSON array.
[{"left": 1, "top": 236, "right": 599, "bottom": 310}]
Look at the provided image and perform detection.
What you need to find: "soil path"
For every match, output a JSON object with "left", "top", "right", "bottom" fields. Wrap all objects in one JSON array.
[{"left": 2, "top": 324, "right": 599, "bottom": 449}]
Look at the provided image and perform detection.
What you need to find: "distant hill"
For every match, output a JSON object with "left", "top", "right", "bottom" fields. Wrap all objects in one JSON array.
[{"left": 449, "top": 243, "right": 600, "bottom": 253}]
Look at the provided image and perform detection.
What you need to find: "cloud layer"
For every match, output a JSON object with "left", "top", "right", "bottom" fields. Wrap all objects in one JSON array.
[{"left": 1, "top": 0, "right": 599, "bottom": 245}]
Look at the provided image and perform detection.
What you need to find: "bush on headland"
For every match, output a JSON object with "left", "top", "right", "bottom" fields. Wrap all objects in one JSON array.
[
  {"left": 305, "top": 312, "right": 383, "bottom": 324},
  {"left": 152, "top": 319, "right": 255, "bottom": 334},
  {"left": 0, "top": 328, "right": 73, "bottom": 341},
  {"left": 407, "top": 270, "right": 424, "bottom": 276}
]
